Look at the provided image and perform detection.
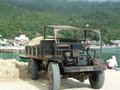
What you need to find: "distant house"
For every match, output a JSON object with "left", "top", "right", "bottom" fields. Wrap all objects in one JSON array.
[
  {"left": 0, "top": 41, "right": 13, "bottom": 47},
  {"left": 8, "top": 40, "right": 24, "bottom": 47},
  {"left": 0, "top": 35, "right": 29, "bottom": 47},
  {"left": 110, "top": 40, "right": 120, "bottom": 45},
  {"left": 15, "top": 35, "right": 29, "bottom": 41}
]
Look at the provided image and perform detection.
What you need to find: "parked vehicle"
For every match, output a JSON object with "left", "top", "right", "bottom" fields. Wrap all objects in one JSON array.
[{"left": 25, "top": 25, "right": 106, "bottom": 90}]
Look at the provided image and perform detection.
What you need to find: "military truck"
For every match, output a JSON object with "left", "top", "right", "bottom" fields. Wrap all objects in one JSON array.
[{"left": 25, "top": 25, "right": 106, "bottom": 90}]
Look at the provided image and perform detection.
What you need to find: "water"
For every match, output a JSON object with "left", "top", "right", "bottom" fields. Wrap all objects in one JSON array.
[
  {"left": 0, "top": 48, "right": 120, "bottom": 67},
  {"left": 0, "top": 53, "right": 29, "bottom": 62},
  {"left": 101, "top": 48, "right": 120, "bottom": 67}
]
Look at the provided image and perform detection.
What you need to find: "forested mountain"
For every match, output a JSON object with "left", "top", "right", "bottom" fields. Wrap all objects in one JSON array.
[{"left": 0, "top": 0, "right": 120, "bottom": 43}]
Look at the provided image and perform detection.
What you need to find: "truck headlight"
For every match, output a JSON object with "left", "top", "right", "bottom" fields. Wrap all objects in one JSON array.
[{"left": 65, "top": 52, "right": 71, "bottom": 58}]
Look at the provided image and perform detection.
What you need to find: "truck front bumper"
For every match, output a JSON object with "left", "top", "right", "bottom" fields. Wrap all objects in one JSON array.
[{"left": 63, "top": 65, "right": 106, "bottom": 73}]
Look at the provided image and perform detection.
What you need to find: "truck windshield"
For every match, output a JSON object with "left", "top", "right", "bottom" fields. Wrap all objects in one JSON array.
[{"left": 56, "top": 29, "right": 101, "bottom": 45}]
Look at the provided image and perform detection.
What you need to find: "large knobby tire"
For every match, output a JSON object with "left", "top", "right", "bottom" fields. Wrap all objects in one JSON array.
[
  {"left": 89, "top": 71, "right": 105, "bottom": 89},
  {"left": 28, "top": 59, "right": 39, "bottom": 80},
  {"left": 47, "top": 62, "right": 61, "bottom": 90}
]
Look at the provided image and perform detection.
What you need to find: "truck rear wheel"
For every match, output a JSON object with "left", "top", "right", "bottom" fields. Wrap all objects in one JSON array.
[
  {"left": 47, "top": 62, "right": 61, "bottom": 90},
  {"left": 89, "top": 71, "right": 105, "bottom": 89},
  {"left": 28, "top": 59, "right": 39, "bottom": 80}
]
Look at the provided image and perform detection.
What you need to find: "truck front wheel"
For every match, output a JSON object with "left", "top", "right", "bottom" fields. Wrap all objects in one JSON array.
[
  {"left": 28, "top": 59, "right": 39, "bottom": 80},
  {"left": 47, "top": 62, "right": 61, "bottom": 90},
  {"left": 89, "top": 71, "right": 105, "bottom": 89}
]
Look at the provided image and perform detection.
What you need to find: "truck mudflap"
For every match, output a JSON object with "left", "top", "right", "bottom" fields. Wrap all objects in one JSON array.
[{"left": 63, "top": 65, "right": 106, "bottom": 73}]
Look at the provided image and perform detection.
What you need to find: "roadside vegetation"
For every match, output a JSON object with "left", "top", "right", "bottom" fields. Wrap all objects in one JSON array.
[{"left": 0, "top": 0, "right": 120, "bottom": 43}]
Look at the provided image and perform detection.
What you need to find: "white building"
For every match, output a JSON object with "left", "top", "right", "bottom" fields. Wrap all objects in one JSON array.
[
  {"left": 15, "top": 35, "right": 29, "bottom": 41},
  {"left": 110, "top": 40, "right": 120, "bottom": 45}
]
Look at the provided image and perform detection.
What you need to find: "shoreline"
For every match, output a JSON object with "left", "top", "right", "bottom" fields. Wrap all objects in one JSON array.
[
  {"left": 90, "top": 45, "right": 120, "bottom": 50},
  {"left": 103, "top": 45, "right": 120, "bottom": 48}
]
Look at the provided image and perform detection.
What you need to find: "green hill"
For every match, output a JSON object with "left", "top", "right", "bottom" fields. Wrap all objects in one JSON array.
[{"left": 0, "top": 0, "right": 120, "bottom": 43}]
